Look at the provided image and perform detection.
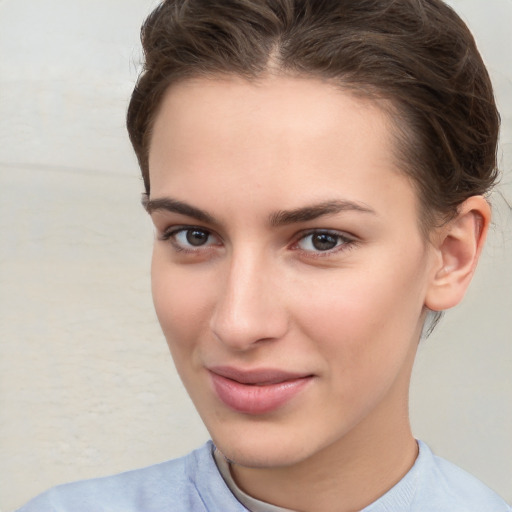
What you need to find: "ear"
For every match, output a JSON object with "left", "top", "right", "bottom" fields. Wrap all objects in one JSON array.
[{"left": 425, "top": 196, "right": 491, "bottom": 312}]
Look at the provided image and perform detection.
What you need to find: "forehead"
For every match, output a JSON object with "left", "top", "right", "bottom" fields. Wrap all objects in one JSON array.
[
  {"left": 148, "top": 75, "right": 419, "bottom": 225},
  {"left": 151, "top": 75, "right": 392, "bottom": 156}
]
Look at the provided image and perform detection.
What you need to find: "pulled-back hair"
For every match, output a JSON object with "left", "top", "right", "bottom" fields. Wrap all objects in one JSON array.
[{"left": 127, "top": 0, "right": 499, "bottom": 230}]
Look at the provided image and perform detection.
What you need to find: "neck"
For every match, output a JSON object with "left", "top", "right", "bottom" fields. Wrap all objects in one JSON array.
[{"left": 230, "top": 363, "right": 418, "bottom": 512}]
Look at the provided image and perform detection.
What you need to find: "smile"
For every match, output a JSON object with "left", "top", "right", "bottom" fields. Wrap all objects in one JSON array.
[{"left": 208, "top": 367, "right": 314, "bottom": 415}]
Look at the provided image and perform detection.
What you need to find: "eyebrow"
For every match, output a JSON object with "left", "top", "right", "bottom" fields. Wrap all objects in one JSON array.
[
  {"left": 143, "top": 196, "right": 215, "bottom": 224},
  {"left": 269, "top": 200, "right": 376, "bottom": 226},
  {"left": 143, "top": 196, "right": 376, "bottom": 226}
]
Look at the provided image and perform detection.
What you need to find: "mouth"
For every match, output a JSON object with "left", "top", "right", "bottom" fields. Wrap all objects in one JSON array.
[{"left": 208, "top": 366, "right": 314, "bottom": 415}]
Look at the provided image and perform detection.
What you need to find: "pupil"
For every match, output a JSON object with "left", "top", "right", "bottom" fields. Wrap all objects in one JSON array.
[
  {"left": 186, "top": 229, "right": 208, "bottom": 246},
  {"left": 312, "top": 233, "right": 338, "bottom": 251}
]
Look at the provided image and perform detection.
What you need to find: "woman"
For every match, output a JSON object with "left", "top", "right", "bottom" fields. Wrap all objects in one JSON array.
[{"left": 17, "top": 0, "right": 511, "bottom": 510}]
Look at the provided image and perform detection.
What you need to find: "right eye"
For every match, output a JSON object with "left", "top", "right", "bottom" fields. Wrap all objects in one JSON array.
[{"left": 160, "top": 226, "right": 222, "bottom": 252}]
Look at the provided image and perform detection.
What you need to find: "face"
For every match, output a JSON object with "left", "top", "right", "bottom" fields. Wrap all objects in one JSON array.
[{"left": 148, "top": 75, "right": 437, "bottom": 469}]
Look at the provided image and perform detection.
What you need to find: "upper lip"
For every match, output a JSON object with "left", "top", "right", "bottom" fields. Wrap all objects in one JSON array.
[{"left": 208, "top": 366, "right": 312, "bottom": 385}]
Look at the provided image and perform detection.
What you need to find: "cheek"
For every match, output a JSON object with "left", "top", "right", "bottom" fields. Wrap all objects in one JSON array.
[{"left": 291, "top": 257, "right": 427, "bottom": 381}]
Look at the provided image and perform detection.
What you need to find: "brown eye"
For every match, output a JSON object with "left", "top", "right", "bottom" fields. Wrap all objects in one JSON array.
[
  {"left": 311, "top": 233, "right": 339, "bottom": 251},
  {"left": 296, "top": 230, "right": 353, "bottom": 254},
  {"left": 165, "top": 227, "right": 221, "bottom": 251},
  {"left": 186, "top": 229, "right": 209, "bottom": 246}
]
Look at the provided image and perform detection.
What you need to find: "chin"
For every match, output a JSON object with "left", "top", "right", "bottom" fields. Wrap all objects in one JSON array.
[
  {"left": 218, "top": 440, "right": 307, "bottom": 469},
  {"left": 207, "top": 419, "right": 320, "bottom": 469}
]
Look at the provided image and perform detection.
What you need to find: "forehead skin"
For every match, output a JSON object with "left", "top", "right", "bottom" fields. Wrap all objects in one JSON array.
[{"left": 148, "top": 75, "right": 414, "bottom": 222}]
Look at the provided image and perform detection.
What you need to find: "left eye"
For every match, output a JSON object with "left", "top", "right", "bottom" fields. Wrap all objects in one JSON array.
[
  {"left": 166, "top": 227, "right": 220, "bottom": 250},
  {"left": 178, "top": 228, "right": 210, "bottom": 247},
  {"left": 296, "top": 231, "right": 349, "bottom": 252}
]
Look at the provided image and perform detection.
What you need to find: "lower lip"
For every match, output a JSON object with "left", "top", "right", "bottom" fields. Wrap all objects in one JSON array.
[{"left": 209, "top": 373, "right": 312, "bottom": 415}]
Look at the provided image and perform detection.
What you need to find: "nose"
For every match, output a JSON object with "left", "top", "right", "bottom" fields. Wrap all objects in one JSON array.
[{"left": 209, "top": 250, "right": 289, "bottom": 351}]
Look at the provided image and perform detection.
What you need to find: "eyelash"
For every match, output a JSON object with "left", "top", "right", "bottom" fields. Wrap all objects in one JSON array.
[
  {"left": 159, "top": 226, "right": 221, "bottom": 253},
  {"left": 292, "top": 229, "right": 356, "bottom": 257},
  {"left": 159, "top": 226, "right": 357, "bottom": 257}
]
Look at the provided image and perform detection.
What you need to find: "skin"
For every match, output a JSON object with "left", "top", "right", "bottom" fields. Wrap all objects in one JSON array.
[{"left": 147, "top": 75, "right": 489, "bottom": 512}]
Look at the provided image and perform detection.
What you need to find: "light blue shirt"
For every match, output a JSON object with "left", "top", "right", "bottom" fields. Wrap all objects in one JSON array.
[{"left": 16, "top": 440, "right": 511, "bottom": 511}]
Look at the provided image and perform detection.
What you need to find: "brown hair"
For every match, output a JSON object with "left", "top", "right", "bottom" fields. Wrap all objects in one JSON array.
[{"left": 127, "top": 0, "right": 500, "bottom": 230}]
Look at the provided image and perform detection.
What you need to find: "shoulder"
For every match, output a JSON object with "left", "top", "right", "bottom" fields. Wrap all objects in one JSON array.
[
  {"left": 15, "top": 441, "right": 242, "bottom": 512},
  {"left": 412, "top": 441, "right": 511, "bottom": 512}
]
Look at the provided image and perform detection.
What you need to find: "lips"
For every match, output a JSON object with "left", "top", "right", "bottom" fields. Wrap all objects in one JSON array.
[{"left": 208, "top": 366, "right": 313, "bottom": 415}]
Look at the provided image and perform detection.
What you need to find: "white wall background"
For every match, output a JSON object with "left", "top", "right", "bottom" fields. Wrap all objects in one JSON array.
[{"left": 0, "top": 1, "right": 510, "bottom": 510}]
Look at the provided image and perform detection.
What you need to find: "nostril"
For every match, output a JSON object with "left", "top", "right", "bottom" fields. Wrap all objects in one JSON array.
[{"left": 210, "top": 305, "right": 288, "bottom": 350}]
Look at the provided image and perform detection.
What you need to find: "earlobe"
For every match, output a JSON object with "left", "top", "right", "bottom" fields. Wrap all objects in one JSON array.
[{"left": 425, "top": 196, "right": 491, "bottom": 312}]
